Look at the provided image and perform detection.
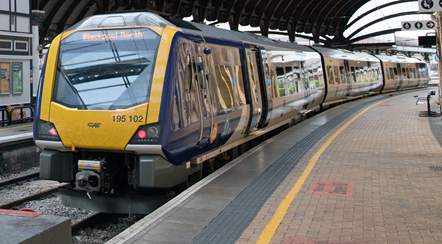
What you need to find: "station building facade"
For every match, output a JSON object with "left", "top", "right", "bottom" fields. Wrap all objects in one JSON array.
[{"left": 0, "top": 0, "right": 33, "bottom": 106}]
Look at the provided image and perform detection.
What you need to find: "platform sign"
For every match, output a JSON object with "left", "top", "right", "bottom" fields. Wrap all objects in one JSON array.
[
  {"left": 401, "top": 20, "right": 436, "bottom": 31},
  {"left": 419, "top": 0, "right": 442, "bottom": 12}
]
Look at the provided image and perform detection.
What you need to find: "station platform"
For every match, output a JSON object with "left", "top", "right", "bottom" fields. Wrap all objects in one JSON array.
[
  {"left": 0, "top": 209, "right": 70, "bottom": 244},
  {"left": 106, "top": 87, "right": 442, "bottom": 244},
  {"left": 0, "top": 123, "right": 32, "bottom": 145}
]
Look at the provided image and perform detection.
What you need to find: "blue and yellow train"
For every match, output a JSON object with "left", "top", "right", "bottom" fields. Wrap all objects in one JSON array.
[{"left": 34, "top": 12, "right": 429, "bottom": 213}]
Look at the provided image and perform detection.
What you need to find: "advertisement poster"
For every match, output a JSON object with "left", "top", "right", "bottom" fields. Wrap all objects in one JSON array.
[
  {"left": 12, "top": 63, "right": 22, "bottom": 94},
  {"left": 0, "top": 63, "right": 10, "bottom": 94}
]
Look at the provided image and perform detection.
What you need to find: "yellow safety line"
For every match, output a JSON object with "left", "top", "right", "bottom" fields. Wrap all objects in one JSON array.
[
  {"left": 0, "top": 124, "right": 32, "bottom": 131},
  {"left": 257, "top": 94, "right": 404, "bottom": 243}
]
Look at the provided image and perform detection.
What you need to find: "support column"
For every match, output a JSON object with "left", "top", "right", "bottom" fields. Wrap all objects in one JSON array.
[
  {"left": 31, "top": 10, "right": 45, "bottom": 103},
  {"left": 436, "top": 12, "right": 442, "bottom": 114}
]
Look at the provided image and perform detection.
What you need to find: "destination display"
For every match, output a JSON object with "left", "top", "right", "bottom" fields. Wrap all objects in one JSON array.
[{"left": 82, "top": 30, "right": 144, "bottom": 40}]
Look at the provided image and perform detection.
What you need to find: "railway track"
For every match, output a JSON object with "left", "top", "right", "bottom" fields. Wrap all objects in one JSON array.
[
  {"left": 0, "top": 172, "right": 68, "bottom": 209},
  {"left": 0, "top": 172, "right": 39, "bottom": 188}
]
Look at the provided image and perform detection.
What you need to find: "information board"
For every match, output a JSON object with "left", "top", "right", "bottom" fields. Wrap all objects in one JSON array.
[
  {"left": 419, "top": 0, "right": 442, "bottom": 12},
  {"left": 401, "top": 20, "right": 436, "bottom": 31}
]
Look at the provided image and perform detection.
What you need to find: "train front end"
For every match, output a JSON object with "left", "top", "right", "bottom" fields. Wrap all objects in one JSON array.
[{"left": 34, "top": 13, "right": 186, "bottom": 213}]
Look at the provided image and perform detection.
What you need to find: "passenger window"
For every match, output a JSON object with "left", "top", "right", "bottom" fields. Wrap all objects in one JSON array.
[
  {"left": 285, "top": 67, "right": 295, "bottom": 95},
  {"left": 293, "top": 66, "right": 302, "bottom": 92},
  {"left": 327, "top": 66, "right": 334, "bottom": 85},
  {"left": 393, "top": 68, "right": 398, "bottom": 79},
  {"left": 389, "top": 68, "right": 394, "bottom": 80},
  {"left": 214, "top": 65, "right": 234, "bottom": 110},
  {"left": 235, "top": 65, "right": 246, "bottom": 105},
  {"left": 248, "top": 54, "right": 259, "bottom": 102},
  {"left": 276, "top": 66, "right": 286, "bottom": 96},
  {"left": 349, "top": 67, "right": 356, "bottom": 83},
  {"left": 339, "top": 66, "right": 346, "bottom": 83}
]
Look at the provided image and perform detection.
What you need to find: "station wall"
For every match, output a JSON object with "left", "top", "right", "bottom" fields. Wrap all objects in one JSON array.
[{"left": 0, "top": 0, "right": 33, "bottom": 106}]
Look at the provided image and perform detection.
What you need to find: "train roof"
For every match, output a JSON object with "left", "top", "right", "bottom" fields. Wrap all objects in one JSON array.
[
  {"left": 310, "top": 46, "right": 379, "bottom": 62},
  {"left": 169, "top": 18, "right": 317, "bottom": 53},
  {"left": 67, "top": 12, "right": 317, "bottom": 54},
  {"left": 374, "top": 54, "right": 426, "bottom": 64},
  {"left": 67, "top": 12, "right": 170, "bottom": 31}
]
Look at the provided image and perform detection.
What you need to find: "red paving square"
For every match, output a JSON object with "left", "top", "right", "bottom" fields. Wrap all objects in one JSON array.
[
  {"left": 308, "top": 180, "right": 354, "bottom": 197},
  {"left": 284, "top": 237, "right": 367, "bottom": 244}
]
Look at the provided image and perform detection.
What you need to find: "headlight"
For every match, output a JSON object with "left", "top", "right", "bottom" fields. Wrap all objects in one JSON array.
[
  {"left": 129, "top": 122, "right": 163, "bottom": 144},
  {"left": 35, "top": 119, "right": 61, "bottom": 141}
]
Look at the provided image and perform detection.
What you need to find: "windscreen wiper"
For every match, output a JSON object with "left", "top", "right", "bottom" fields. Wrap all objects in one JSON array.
[{"left": 57, "top": 67, "right": 87, "bottom": 109}]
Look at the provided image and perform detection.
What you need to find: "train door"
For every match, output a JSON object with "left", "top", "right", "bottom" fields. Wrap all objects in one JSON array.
[
  {"left": 344, "top": 60, "right": 351, "bottom": 96},
  {"left": 396, "top": 63, "right": 403, "bottom": 90},
  {"left": 246, "top": 48, "right": 263, "bottom": 133},
  {"left": 190, "top": 41, "right": 214, "bottom": 148},
  {"left": 254, "top": 47, "right": 272, "bottom": 128},
  {"left": 301, "top": 61, "right": 310, "bottom": 109}
]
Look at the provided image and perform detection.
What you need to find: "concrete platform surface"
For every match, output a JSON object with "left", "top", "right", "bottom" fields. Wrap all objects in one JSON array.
[{"left": 0, "top": 209, "right": 70, "bottom": 244}]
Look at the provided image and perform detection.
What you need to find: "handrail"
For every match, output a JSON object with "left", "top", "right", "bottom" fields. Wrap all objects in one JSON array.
[
  {"left": 9, "top": 105, "right": 34, "bottom": 124},
  {"left": 0, "top": 108, "right": 9, "bottom": 127}
]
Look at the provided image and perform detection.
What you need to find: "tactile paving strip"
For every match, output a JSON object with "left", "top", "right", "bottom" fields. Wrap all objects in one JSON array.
[{"left": 191, "top": 97, "right": 384, "bottom": 244}]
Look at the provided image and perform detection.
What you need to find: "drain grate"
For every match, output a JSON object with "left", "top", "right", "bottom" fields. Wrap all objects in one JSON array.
[{"left": 430, "top": 166, "right": 442, "bottom": 171}]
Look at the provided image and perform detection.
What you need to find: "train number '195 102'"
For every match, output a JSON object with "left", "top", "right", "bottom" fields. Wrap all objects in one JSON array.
[{"left": 112, "top": 115, "right": 144, "bottom": 123}]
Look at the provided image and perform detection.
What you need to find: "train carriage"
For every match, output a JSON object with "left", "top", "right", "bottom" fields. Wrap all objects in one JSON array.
[
  {"left": 375, "top": 54, "right": 428, "bottom": 92},
  {"left": 310, "top": 46, "right": 383, "bottom": 106}
]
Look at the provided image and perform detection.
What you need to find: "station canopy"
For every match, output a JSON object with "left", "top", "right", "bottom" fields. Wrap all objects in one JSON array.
[{"left": 33, "top": 0, "right": 433, "bottom": 47}]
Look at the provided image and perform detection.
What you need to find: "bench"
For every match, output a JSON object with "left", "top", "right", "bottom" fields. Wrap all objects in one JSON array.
[{"left": 417, "top": 91, "right": 437, "bottom": 117}]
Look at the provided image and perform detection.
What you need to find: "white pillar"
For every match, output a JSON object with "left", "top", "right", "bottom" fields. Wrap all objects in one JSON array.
[{"left": 31, "top": 10, "right": 45, "bottom": 100}]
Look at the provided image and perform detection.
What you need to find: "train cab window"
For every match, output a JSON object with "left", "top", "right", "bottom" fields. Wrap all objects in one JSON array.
[
  {"left": 327, "top": 66, "right": 334, "bottom": 85},
  {"left": 184, "top": 55, "right": 193, "bottom": 93},
  {"left": 389, "top": 68, "right": 394, "bottom": 80},
  {"left": 53, "top": 28, "right": 161, "bottom": 110}
]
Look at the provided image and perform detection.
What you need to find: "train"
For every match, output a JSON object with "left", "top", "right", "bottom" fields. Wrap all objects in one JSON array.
[{"left": 34, "top": 12, "right": 429, "bottom": 213}]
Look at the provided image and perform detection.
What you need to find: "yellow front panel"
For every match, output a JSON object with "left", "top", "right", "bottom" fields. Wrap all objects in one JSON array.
[
  {"left": 40, "top": 34, "right": 62, "bottom": 121},
  {"left": 146, "top": 26, "right": 176, "bottom": 124},
  {"left": 50, "top": 102, "right": 148, "bottom": 150}
]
